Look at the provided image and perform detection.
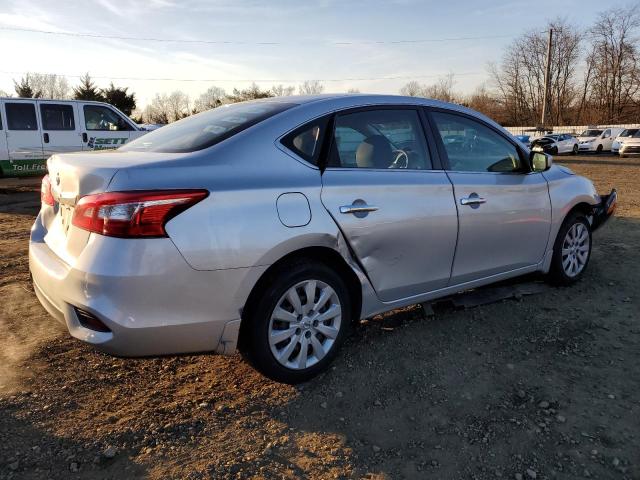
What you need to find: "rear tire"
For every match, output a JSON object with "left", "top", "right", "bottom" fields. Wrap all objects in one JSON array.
[
  {"left": 573, "top": 144, "right": 579, "bottom": 155},
  {"left": 547, "top": 212, "right": 592, "bottom": 286},
  {"left": 240, "top": 260, "right": 351, "bottom": 384},
  {"left": 596, "top": 144, "right": 603, "bottom": 153}
]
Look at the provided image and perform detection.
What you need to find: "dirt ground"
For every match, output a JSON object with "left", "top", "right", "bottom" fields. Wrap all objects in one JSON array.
[{"left": 1, "top": 155, "right": 639, "bottom": 480}]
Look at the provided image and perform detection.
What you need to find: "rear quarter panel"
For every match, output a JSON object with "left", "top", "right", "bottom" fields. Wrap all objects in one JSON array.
[{"left": 107, "top": 124, "right": 342, "bottom": 272}]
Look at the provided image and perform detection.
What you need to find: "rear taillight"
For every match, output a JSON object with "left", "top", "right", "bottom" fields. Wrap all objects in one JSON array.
[
  {"left": 72, "top": 190, "right": 208, "bottom": 238},
  {"left": 41, "top": 174, "right": 54, "bottom": 206}
]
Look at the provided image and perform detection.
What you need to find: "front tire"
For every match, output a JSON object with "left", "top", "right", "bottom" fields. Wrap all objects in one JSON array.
[
  {"left": 573, "top": 144, "right": 579, "bottom": 155},
  {"left": 548, "top": 212, "right": 592, "bottom": 286},
  {"left": 240, "top": 261, "right": 351, "bottom": 384},
  {"left": 596, "top": 144, "right": 603, "bottom": 153}
]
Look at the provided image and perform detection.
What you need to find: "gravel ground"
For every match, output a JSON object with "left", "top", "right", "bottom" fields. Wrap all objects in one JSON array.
[{"left": 0, "top": 155, "right": 639, "bottom": 479}]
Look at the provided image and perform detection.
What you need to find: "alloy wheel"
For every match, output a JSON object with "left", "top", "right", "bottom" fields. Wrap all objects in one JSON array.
[
  {"left": 561, "top": 222, "right": 590, "bottom": 277},
  {"left": 268, "top": 280, "right": 342, "bottom": 370}
]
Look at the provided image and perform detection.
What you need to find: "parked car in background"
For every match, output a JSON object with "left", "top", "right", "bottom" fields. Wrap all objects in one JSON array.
[
  {"left": 531, "top": 133, "right": 579, "bottom": 155},
  {"left": 0, "top": 98, "right": 146, "bottom": 177},
  {"left": 611, "top": 128, "right": 639, "bottom": 154},
  {"left": 514, "top": 134, "right": 531, "bottom": 148},
  {"left": 577, "top": 127, "right": 625, "bottom": 152},
  {"left": 29, "top": 94, "right": 617, "bottom": 383},
  {"left": 618, "top": 133, "right": 640, "bottom": 157}
]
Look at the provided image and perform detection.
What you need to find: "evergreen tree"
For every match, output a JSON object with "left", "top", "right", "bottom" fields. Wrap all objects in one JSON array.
[
  {"left": 73, "top": 73, "right": 105, "bottom": 101},
  {"left": 13, "top": 74, "right": 42, "bottom": 98},
  {"left": 101, "top": 83, "right": 136, "bottom": 115}
]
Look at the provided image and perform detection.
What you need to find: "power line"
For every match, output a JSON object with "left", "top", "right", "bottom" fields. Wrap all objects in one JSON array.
[
  {"left": 0, "top": 26, "right": 518, "bottom": 46},
  {"left": 0, "top": 70, "right": 486, "bottom": 83}
]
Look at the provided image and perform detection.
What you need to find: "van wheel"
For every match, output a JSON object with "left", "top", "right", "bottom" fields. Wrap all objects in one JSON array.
[
  {"left": 596, "top": 144, "right": 603, "bottom": 153},
  {"left": 240, "top": 260, "right": 351, "bottom": 384},
  {"left": 548, "top": 212, "right": 592, "bottom": 286},
  {"left": 573, "top": 144, "right": 579, "bottom": 155}
]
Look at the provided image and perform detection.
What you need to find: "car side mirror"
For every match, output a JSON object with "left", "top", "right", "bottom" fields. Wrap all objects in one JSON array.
[{"left": 530, "top": 151, "right": 552, "bottom": 172}]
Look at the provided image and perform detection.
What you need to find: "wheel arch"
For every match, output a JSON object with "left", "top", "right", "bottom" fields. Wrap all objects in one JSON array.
[{"left": 238, "top": 245, "right": 363, "bottom": 348}]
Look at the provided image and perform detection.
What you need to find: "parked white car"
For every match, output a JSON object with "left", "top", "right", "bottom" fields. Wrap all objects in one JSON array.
[
  {"left": 618, "top": 134, "right": 640, "bottom": 157},
  {"left": 577, "top": 127, "right": 625, "bottom": 152},
  {"left": 0, "top": 98, "right": 146, "bottom": 177},
  {"left": 531, "top": 133, "right": 579, "bottom": 155},
  {"left": 611, "top": 128, "right": 639, "bottom": 154}
]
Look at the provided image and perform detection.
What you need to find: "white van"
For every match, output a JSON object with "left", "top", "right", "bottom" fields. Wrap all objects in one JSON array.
[
  {"left": 577, "top": 126, "right": 625, "bottom": 152},
  {"left": 0, "top": 98, "right": 146, "bottom": 177}
]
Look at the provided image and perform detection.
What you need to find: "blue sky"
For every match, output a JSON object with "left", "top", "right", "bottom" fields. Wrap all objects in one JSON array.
[{"left": 0, "top": 0, "right": 614, "bottom": 107}]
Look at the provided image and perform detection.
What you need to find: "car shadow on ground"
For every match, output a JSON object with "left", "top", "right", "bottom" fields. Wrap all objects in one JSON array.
[
  {"left": 279, "top": 216, "right": 640, "bottom": 478},
  {"left": 1, "top": 213, "right": 638, "bottom": 478}
]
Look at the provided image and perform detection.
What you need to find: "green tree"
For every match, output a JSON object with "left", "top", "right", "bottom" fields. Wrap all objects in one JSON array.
[
  {"left": 101, "top": 82, "right": 136, "bottom": 115},
  {"left": 73, "top": 73, "right": 105, "bottom": 101},
  {"left": 13, "top": 74, "right": 42, "bottom": 98}
]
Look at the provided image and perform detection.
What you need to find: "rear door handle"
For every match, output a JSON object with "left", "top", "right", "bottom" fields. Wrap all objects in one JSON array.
[
  {"left": 460, "top": 196, "right": 487, "bottom": 206},
  {"left": 43, "top": 133, "right": 49, "bottom": 144},
  {"left": 340, "top": 204, "right": 379, "bottom": 214},
  {"left": 82, "top": 132, "right": 88, "bottom": 143}
]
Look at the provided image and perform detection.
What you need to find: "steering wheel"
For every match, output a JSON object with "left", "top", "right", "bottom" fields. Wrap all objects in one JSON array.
[{"left": 390, "top": 149, "right": 409, "bottom": 169}]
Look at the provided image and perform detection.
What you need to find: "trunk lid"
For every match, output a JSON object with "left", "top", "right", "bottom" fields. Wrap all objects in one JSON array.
[{"left": 43, "top": 150, "right": 185, "bottom": 264}]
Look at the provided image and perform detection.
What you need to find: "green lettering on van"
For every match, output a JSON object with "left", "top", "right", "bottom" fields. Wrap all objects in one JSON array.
[{"left": 0, "top": 159, "right": 47, "bottom": 178}]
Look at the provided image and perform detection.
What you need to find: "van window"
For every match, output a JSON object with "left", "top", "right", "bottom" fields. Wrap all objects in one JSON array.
[
  {"left": 84, "top": 105, "right": 132, "bottom": 131},
  {"left": 6, "top": 103, "right": 38, "bottom": 130},
  {"left": 41, "top": 104, "right": 75, "bottom": 131}
]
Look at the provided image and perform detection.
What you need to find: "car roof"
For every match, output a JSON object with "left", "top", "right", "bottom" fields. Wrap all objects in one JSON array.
[{"left": 256, "top": 93, "right": 504, "bottom": 131}]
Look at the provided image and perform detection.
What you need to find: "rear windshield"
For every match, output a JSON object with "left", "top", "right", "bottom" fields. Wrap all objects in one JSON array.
[{"left": 120, "top": 101, "right": 295, "bottom": 153}]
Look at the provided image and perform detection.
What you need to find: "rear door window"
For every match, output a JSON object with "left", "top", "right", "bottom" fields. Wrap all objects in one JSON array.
[
  {"left": 41, "top": 104, "right": 75, "bottom": 130},
  {"left": 6, "top": 103, "right": 38, "bottom": 130},
  {"left": 329, "top": 109, "right": 432, "bottom": 169}
]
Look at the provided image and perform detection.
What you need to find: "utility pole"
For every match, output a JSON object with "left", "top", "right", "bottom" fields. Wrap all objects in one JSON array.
[{"left": 541, "top": 28, "right": 553, "bottom": 130}]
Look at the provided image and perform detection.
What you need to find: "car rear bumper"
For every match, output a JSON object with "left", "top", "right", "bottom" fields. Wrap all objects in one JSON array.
[
  {"left": 591, "top": 189, "right": 617, "bottom": 231},
  {"left": 29, "top": 213, "right": 264, "bottom": 357}
]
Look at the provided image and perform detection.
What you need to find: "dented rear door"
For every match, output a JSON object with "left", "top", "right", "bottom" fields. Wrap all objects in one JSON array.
[{"left": 320, "top": 107, "right": 457, "bottom": 303}]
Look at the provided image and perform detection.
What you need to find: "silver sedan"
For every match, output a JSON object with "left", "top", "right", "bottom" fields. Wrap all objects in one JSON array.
[{"left": 29, "top": 94, "right": 617, "bottom": 383}]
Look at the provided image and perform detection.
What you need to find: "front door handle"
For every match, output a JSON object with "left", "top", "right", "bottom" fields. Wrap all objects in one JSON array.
[
  {"left": 82, "top": 132, "right": 88, "bottom": 143},
  {"left": 43, "top": 133, "right": 49, "bottom": 144},
  {"left": 460, "top": 195, "right": 487, "bottom": 206}
]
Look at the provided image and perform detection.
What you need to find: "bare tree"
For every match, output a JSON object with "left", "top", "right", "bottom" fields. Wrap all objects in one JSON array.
[
  {"left": 298, "top": 80, "right": 324, "bottom": 95},
  {"left": 144, "top": 91, "right": 191, "bottom": 123},
  {"left": 194, "top": 86, "right": 226, "bottom": 112},
  {"left": 15, "top": 73, "right": 70, "bottom": 99},
  {"left": 490, "top": 19, "right": 582, "bottom": 126},
  {"left": 465, "top": 84, "right": 505, "bottom": 122},
  {"left": 423, "top": 73, "right": 458, "bottom": 102},
  {"left": 581, "top": 5, "right": 640, "bottom": 123},
  {"left": 30, "top": 73, "right": 70, "bottom": 99},
  {"left": 399, "top": 80, "right": 424, "bottom": 97},
  {"left": 399, "top": 74, "right": 459, "bottom": 102},
  {"left": 271, "top": 84, "right": 295, "bottom": 96}
]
